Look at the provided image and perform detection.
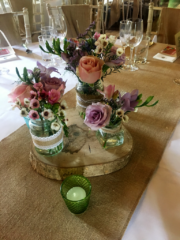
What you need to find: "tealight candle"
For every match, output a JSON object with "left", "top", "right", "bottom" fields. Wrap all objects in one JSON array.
[{"left": 67, "top": 187, "right": 86, "bottom": 201}]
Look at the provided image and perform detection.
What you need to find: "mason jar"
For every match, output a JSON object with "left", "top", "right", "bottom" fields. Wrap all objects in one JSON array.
[
  {"left": 76, "top": 80, "right": 104, "bottom": 111},
  {"left": 29, "top": 119, "right": 63, "bottom": 156}
]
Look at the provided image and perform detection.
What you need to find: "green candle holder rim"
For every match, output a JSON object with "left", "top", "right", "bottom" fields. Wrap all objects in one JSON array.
[{"left": 60, "top": 175, "right": 92, "bottom": 202}]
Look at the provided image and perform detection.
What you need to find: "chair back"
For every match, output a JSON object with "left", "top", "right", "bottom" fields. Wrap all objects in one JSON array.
[
  {"left": 46, "top": 2, "right": 103, "bottom": 38},
  {"left": 157, "top": 8, "right": 180, "bottom": 44},
  {"left": 0, "top": 12, "right": 22, "bottom": 45},
  {"left": 0, "top": 8, "right": 32, "bottom": 45},
  {"left": 146, "top": 2, "right": 162, "bottom": 38},
  {"left": 32, "top": 0, "right": 45, "bottom": 33}
]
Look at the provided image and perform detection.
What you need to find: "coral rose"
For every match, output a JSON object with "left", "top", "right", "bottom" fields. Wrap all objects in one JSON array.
[
  {"left": 77, "top": 56, "right": 104, "bottom": 84},
  {"left": 84, "top": 102, "right": 112, "bottom": 130},
  {"left": 8, "top": 84, "right": 32, "bottom": 106}
]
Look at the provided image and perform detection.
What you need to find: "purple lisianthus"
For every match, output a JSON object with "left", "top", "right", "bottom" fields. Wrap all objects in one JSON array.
[
  {"left": 36, "top": 61, "right": 60, "bottom": 80},
  {"left": 84, "top": 103, "right": 112, "bottom": 130},
  {"left": 120, "top": 89, "right": 139, "bottom": 112},
  {"left": 105, "top": 53, "right": 126, "bottom": 67}
]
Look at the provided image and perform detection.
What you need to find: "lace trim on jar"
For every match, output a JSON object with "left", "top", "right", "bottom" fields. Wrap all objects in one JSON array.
[{"left": 30, "top": 127, "right": 63, "bottom": 150}]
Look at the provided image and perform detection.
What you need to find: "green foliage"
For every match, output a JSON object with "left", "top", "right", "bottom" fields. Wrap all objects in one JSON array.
[
  {"left": 52, "top": 103, "right": 59, "bottom": 114},
  {"left": 102, "top": 65, "right": 122, "bottom": 81},
  {"left": 63, "top": 38, "right": 70, "bottom": 54},
  {"left": 39, "top": 39, "right": 63, "bottom": 57},
  {"left": 15, "top": 67, "right": 33, "bottom": 85},
  {"left": 44, "top": 103, "right": 52, "bottom": 109},
  {"left": 79, "top": 112, "right": 86, "bottom": 120},
  {"left": 102, "top": 64, "right": 110, "bottom": 73},
  {"left": 136, "top": 96, "right": 159, "bottom": 108}
]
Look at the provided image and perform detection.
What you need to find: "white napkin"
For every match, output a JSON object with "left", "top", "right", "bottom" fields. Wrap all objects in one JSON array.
[
  {"left": 153, "top": 53, "right": 177, "bottom": 62},
  {"left": 0, "top": 54, "right": 18, "bottom": 63}
]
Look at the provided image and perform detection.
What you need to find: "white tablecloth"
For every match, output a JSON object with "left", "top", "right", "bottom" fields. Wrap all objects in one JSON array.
[{"left": 1, "top": 43, "right": 180, "bottom": 240}]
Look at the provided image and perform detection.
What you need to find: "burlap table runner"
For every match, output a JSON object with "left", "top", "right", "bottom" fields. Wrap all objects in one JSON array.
[{"left": 1, "top": 44, "right": 180, "bottom": 239}]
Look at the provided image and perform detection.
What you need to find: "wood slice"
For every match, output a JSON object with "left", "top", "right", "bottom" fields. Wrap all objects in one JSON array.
[{"left": 29, "top": 108, "right": 133, "bottom": 180}]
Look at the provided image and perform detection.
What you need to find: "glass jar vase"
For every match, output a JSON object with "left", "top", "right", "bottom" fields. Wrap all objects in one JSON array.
[
  {"left": 96, "top": 123, "right": 124, "bottom": 149},
  {"left": 29, "top": 119, "right": 63, "bottom": 156},
  {"left": 76, "top": 80, "right": 104, "bottom": 111}
]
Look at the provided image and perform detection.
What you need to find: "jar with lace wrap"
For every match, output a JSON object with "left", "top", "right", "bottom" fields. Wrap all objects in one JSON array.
[
  {"left": 76, "top": 80, "right": 104, "bottom": 111},
  {"left": 96, "top": 122, "right": 124, "bottom": 149},
  {"left": 29, "top": 119, "right": 63, "bottom": 156}
]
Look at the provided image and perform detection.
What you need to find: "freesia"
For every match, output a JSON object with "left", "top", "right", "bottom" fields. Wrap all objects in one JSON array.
[
  {"left": 33, "top": 82, "right": 43, "bottom": 91},
  {"left": 121, "top": 89, "right": 139, "bottom": 112},
  {"left": 37, "top": 61, "right": 60, "bottom": 80},
  {"left": 97, "top": 85, "right": 115, "bottom": 100},
  {"left": 94, "top": 32, "right": 101, "bottom": 40}
]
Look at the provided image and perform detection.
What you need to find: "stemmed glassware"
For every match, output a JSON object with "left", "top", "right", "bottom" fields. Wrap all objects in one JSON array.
[
  {"left": 119, "top": 20, "right": 132, "bottom": 69},
  {"left": 50, "top": 14, "right": 67, "bottom": 66},
  {"left": 126, "top": 18, "right": 143, "bottom": 71}
]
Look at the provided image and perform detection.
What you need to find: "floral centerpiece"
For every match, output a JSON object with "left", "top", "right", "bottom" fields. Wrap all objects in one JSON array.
[
  {"left": 81, "top": 85, "right": 158, "bottom": 149},
  {"left": 8, "top": 62, "right": 68, "bottom": 156},
  {"left": 40, "top": 21, "right": 125, "bottom": 110}
]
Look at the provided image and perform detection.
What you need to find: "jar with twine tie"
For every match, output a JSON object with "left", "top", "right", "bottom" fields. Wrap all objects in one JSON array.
[{"left": 76, "top": 79, "right": 104, "bottom": 112}]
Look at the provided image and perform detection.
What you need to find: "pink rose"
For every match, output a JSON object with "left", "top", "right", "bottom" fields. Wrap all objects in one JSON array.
[
  {"left": 48, "top": 89, "right": 60, "bottom": 104},
  {"left": 97, "top": 85, "right": 115, "bottom": 100},
  {"left": 77, "top": 56, "right": 104, "bottom": 84},
  {"left": 43, "top": 77, "right": 66, "bottom": 95},
  {"left": 84, "top": 103, "right": 112, "bottom": 130},
  {"left": 8, "top": 84, "right": 32, "bottom": 106},
  {"left": 94, "top": 32, "right": 101, "bottom": 40}
]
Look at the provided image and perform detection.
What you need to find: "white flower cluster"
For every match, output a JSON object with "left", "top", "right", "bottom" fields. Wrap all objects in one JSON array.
[
  {"left": 13, "top": 98, "right": 68, "bottom": 132},
  {"left": 94, "top": 34, "right": 123, "bottom": 57},
  {"left": 116, "top": 109, "right": 129, "bottom": 123},
  {"left": 12, "top": 98, "right": 30, "bottom": 117}
]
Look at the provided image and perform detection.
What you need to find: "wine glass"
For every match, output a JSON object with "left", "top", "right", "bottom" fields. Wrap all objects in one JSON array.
[
  {"left": 119, "top": 20, "right": 132, "bottom": 69},
  {"left": 50, "top": 14, "right": 67, "bottom": 66},
  {"left": 126, "top": 18, "right": 143, "bottom": 71}
]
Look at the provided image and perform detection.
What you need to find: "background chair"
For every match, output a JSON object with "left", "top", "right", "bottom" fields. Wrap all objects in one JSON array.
[
  {"left": 32, "top": 0, "right": 45, "bottom": 34},
  {"left": 146, "top": 2, "right": 162, "bottom": 39},
  {"left": 46, "top": 2, "right": 103, "bottom": 38},
  {"left": 0, "top": 8, "right": 31, "bottom": 45},
  {"left": 157, "top": 7, "right": 180, "bottom": 44}
]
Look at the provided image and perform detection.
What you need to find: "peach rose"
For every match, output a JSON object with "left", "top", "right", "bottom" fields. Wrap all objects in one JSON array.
[
  {"left": 77, "top": 56, "right": 104, "bottom": 84},
  {"left": 8, "top": 84, "right": 32, "bottom": 106}
]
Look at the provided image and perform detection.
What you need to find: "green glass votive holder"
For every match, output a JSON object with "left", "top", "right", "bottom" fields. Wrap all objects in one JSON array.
[{"left": 60, "top": 175, "right": 92, "bottom": 214}]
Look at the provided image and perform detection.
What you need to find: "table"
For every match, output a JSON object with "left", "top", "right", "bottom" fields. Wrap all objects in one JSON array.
[{"left": 1, "top": 42, "right": 180, "bottom": 240}]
